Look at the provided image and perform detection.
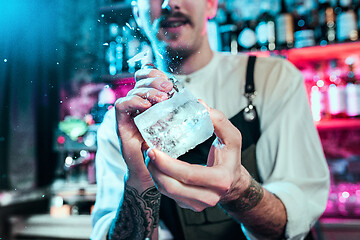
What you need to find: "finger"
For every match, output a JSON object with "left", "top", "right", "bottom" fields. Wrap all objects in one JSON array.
[
  {"left": 114, "top": 95, "right": 152, "bottom": 124},
  {"left": 127, "top": 87, "right": 169, "bottom": 104},
  {"left": 148, "top": 149, "right": 232, "bottom": 193},
  {"left": 134, "top": 77, "right": 173, "bottom": 93},
  {"left": 142, "top": 63, "right": 157, "bottom": 69},
  {"left": 135, "top": 68, "right": 168, "bottom": 82},
  {"left": 208, "top": 107, "right": 242, "bottom": 148},
  {"left": 141, "top": 142, "right": 150, "bottom": 153},
  {"left": 148, "top": 161, "right": 220, "bottom": 212},
  {"left": 207, "top": 144, "right": 215, "bottom": 167}
]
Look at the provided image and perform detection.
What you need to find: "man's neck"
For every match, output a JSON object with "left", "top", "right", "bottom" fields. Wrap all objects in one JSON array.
[{"left": 155, "top": 41, "right": 214, "bottom": 75}]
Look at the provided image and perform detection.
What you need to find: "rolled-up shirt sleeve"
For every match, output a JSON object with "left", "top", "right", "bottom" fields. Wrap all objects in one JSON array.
[
  {"left": 91, "top": 108, "right": 128, "bottom": 240},
  {"left": 252, "top": 58, "right": 330, "bottom": 239}
]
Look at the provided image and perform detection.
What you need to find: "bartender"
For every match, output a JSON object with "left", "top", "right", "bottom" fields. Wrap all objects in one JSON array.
[{"left": 91, "top": 0, "right": 330, "bottom": 239}]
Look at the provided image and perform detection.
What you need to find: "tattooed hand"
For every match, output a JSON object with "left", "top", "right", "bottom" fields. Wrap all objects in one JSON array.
[{"left": 108, "top": 185, "right": 161, "bottom": 240}]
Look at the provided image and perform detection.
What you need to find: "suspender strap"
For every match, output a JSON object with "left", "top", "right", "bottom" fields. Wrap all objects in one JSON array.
[{"left": 245, "top": 55, "right": 256, "bottom": 94}]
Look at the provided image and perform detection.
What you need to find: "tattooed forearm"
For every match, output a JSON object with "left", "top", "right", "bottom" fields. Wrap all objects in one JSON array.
[
  {"left": 220, "top": 178, "right": 286, "bottom": 239},
  {"left": 220, "top": 178, "right": 264, "bottom": 213},
  {"left": 108, "top": 185, "right": 161, "bottom": 240}
]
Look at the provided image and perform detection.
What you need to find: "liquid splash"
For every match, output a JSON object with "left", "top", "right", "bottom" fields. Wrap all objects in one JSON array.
[{"left": 127, "top": 49, "right": 150, "bottom": 66}]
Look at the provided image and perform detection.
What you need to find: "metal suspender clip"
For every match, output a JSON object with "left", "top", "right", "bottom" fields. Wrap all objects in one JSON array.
[{"left": 244, "top": 91, "right": 257, "bottom": 122}]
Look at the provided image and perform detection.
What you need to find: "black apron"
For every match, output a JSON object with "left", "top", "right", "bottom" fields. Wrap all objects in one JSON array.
[{"left": 160, "top": 56, "right": 261, "bottom": 240}]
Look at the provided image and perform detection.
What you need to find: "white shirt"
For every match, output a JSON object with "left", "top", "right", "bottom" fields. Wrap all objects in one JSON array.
[{"left": 91, "top": 52, "right": 330, "bottom": 240}]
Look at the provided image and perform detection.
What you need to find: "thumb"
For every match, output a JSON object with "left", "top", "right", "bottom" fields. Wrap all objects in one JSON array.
[{"left": 207, "top": 106, "right": 242, "bottom": 148}]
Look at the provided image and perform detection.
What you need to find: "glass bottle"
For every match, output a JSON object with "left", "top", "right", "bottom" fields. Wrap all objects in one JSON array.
[
  {"left": 293, "top": 5, "right": 316, "bottom": 48},
  {"left": 335, "top": 0, "right": 358, "bottom": 42},
  {"left": 344, "top": 58, "right": 360, "bottom": 117},
  {"left": 238, "top": 18, "right": 257, "bottom": 51},
  {"left": 327, "top": 59, "right": 347, "bottom": 118},
  {"left": 218, "top": 8, "right": 238, "bottom": 53},
  {"left": 276, "top": 0, "right": 295, "bottom": 49},
  {"left": 317, "top": 0, "right": 337, "bottom": 45},
  {"left": 255, "top": 1, "right": 276, "bottom": 51}
]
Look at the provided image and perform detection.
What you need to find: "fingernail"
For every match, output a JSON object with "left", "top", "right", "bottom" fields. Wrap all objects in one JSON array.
[
  {"left": 146, "top": 148, "right": 155, "bottom": 161},
  {"left": 142, "top": 63, "right": 157, "bottom": 70},
  {"left": 161, "top": 80, "right": 171, "bottom": 89},
  {"left": 157, "top": 92, "right": 168, "bottom": 101},
  {"left": 142, "top": 100, "right": 151, "bottom": 106}
]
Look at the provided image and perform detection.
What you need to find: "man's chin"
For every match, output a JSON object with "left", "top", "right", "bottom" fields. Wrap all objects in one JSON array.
[{"left": 165, "top": 45, "right": 192, "bottom": 59}]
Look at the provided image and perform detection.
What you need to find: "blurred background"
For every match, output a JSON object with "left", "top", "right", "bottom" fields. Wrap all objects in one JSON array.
[{"left": 1, "top": 0, "right": 360, "bottom": 239}]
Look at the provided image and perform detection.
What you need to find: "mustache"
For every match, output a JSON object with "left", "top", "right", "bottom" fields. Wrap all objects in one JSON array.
[{"left": 159, "top": 11, "right": 192, "bottom": 26}]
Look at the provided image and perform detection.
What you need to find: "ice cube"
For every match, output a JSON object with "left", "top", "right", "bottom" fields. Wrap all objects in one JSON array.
[{"left": 134, "top": 88, "right": 214, "bottom": 159}]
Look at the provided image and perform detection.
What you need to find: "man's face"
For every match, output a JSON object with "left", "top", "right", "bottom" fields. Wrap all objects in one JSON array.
[{"left": 135, "top": 0, "right": 217, "bottom": 57}]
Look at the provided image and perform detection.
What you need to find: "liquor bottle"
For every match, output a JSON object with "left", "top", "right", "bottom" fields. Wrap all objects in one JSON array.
[
  {"left": 218, "top": 8, "right": 238, "bottom": 53},
  {"left": 106, "top": 41, "right": 117, "bottom": 75},
  {"left": 327, "top": 60, "right": 347, "bottom": 118},
  {"left": 310, "top": 63, "right": 328, "bottom": 121},
  {"left": 317, "top": 0, "right": 337, "bottom": 45},
  {"left": 115, "top": 35, "right": 125, "bottom": 73},
  {"left": 293, "top": 6, "right": 316, "bottom": 48},
  {"left": 255, "top": 1, "right": 276, "bottom": 51},
  {"left": 335, "top": 0, "right": 358, "bottom": 42},
  {"left": 344, "top": 59, "right": 360, "bottom": 117},
  {"left": 276, "top": 0, "right": 294, "bottom": 49},
  {"left": 238, "top": 19, "right": 257, "bottom": 51},
  {"left": 105, "top": 23, "right": 121, "bottom": 75},
  {"left": 354, "top": 0, "right": 360, "bottom": 32}
]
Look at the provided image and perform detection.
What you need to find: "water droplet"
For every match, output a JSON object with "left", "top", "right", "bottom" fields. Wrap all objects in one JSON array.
[
  {"left": 157, "top": 52, "right": 164, "bottom": 59},
  {"left": 60, "top": 101, "right": 63, "bottom": 104},
  {"left": 4, "top": 59, "right": 7, "bottom": 62},
  {"left": 103, "top": 42, "right": 109, "bottom": 46},
  {"left": 97, "top": 19, "right": 101, "bottom": 22},
  {"left": 101, "top": 14, "right": 104, "bottom": 18},
  {"left": 42, "top": 195, "right": 45, "bottom": 198},
  {"left": 57, "top": 62, "right": 60, "bottom": 65}
]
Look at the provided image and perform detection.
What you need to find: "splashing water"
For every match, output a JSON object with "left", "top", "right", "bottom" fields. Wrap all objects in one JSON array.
[
  {"left": 125, "top": 22, "right": 132, "bottom": 30},
  {"left": 156, "top": 52, "right": 164, "bottom": 60},
  {"left": 127, "top": 49, "right": 150, "bottom": 66}
]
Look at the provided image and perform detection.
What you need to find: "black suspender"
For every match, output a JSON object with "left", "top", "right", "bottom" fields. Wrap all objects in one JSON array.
[
  {"left": 244, "top": 55, "right": 257, "bottom": 122},
  {"left": 245, "top": 55, "right": 257, "bottom": 94}
]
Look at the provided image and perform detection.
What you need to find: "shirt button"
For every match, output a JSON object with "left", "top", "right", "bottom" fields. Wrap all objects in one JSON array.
[{"left": 185, "top": 77, "right": 191, "bottom": 83}]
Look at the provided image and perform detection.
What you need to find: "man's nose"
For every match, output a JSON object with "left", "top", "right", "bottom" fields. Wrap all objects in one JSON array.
[{"left": 161, "top": 0, "right": 180, "bottom": 13}]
